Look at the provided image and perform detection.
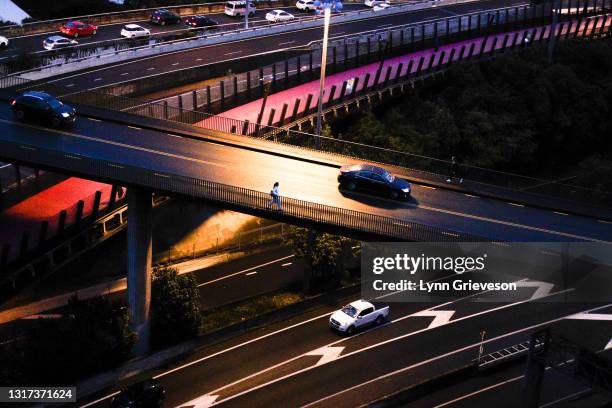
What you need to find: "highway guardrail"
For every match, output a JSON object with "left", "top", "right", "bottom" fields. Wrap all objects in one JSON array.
[{"left": 3, "top": 0, "right": 480, "bottom": 81}]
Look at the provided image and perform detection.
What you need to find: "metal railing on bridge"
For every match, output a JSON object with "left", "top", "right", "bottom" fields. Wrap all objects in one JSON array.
[
  {"left": 0, "top": 139, "right": 487, "bottom": 243},
  {"left": 16, "top": 18, "right": 610, "bottom": 210}
]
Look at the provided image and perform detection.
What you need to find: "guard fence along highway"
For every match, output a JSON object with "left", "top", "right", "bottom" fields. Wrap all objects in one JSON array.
[
  {"left": 0, "top": 140, "right": 486, "bottom": 242},
  {"left": 0, "top": 0, "right": 477, "bottom": 78},
  {"left": 10, "top": 8, "right": 609, "bottom": 209}
]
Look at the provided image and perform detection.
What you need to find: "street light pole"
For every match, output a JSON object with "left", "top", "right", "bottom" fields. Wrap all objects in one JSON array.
[
  {"left": 245, "top": 0, "right": 250, "bottom": 29},
  {"left": 548, "top": 0, "right": 560, "bottom": 63},
  {"left": 315, "top": 8, "right": 331, "bottom": 148}
]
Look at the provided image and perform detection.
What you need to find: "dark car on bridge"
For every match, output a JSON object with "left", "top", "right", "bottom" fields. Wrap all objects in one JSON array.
[
  {"left": 338, "top": 164, "right": 411, "bottom": 200},
  {"left": 185, "top": 15, "right": 219, "bottom": 29},
  {"left": 11, "top": 91, "right": 76, "bottom": 127},
  {"left": 151, "top": 9, "right": 182, "bottom": 25},
  {"left": 111, "top": 379, "right": 165, "bottom": 408}
]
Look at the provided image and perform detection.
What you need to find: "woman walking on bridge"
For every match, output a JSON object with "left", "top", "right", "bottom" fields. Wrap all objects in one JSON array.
[{"left": 267, "top": 182, "right": 282, "bottom": 211}]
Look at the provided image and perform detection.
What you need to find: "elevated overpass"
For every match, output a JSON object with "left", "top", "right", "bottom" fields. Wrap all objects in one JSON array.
[{"left": 0, "top": 102, "right": 608, "bottom": 243}]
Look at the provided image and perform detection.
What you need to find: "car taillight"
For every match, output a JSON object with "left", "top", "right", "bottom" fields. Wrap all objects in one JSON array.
[{"left": 11, "top": 100, "right": 16, "bottom": 106}]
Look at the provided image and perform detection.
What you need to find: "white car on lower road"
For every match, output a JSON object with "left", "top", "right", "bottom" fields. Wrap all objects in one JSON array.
[
  {"left": 121, "top": 24, "right": 151, "bottom": 39},
  {"left": 373, "top": 2, "right": 391, "bottom": 11},
  {"left": 329, "top": 299, "right": 389, "bottom": 334},
  {"left": 296, "top": 0, "right": 316, "bottom": 11},
  {"left": 365, "top": 0, "right": 390, "bottom": 6},
  {"left": 0, "top": 36, "right": 8, "bottom": 49},
  {"left": 265, "top": 9, "right": 295, "bottom": 22}
]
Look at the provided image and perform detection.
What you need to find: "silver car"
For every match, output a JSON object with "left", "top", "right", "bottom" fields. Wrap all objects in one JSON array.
[{"left": 43, "top": 35, "right": 78, "bottom": 50}]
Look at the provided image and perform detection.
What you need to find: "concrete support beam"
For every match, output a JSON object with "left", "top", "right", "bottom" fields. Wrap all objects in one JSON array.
[{"left": 127, "top": 187, "right": 153, "bottom": 355}]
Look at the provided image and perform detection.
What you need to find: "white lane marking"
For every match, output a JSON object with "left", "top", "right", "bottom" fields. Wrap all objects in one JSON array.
[
  {"left": 196, "top": 58, "right": 203, "bottom": 61},
  {"left": 508, "top": 202, "right": 524, "bottom": 207},
  {"left": 167, "top": 133, "right": 181, "bottom": 138},
  {"left": 378, "top": 23, "right": 393, "bottom": 27},
  {"left": 127, "top": 126, "right": 141, "bottom": 130},
  {"left": 419, "top": 185, "right": 436, "bottom": 190},
  {"left": 515, "top": 280, "right": 554, "bottom": 300},
  {"left": 186, "top": 281, "right": 566, "bottom": 407},
  {"left": 433, "top": 374, "right": 524, "bottom": 407},
  {"left": 179, "top": 394, "right": 219, "bottom": 408},
  {"left": 225, "top": 50, "right": 243, "bottom": 56},
  {"left": 120, "top": 72, "right": 129, "bottom": 76},
  {"left": 305, "top": 346, "right": 345, "bottom": 366},
  {"left": 245, "top": 271, "right": 257, "bottom": 276},
  {"left": 172, "top": 62, "right": 180, "bottom": 66},
  {"left": 147, "top": 67, "right": 155, "bottom": 71},
  {"left": 0, "top": 119, "right": 229, "bottom": 171},
  {"left": 539, "top": 389, "right": 593, "bottom": 408},
  {"left": 65, "top": 83, "right": 74, "bottom": 87},
  {"left": 21, "top": 314, "right": 63, "bottom": 319},
  {"left": 554, "top": 211, "right": 568, "bottom": 216},
  {"left": 93, "top": 78, "right": 102, "bottom": 81},
  {"left": 281, "top": 263, "right": 292, "bottom": 267},
  {"left": 412, "top": 310, "right": 455, "bottom": 328},
  {"left": 197, "top": 255, "right": 294, "bottom": 287},
  {"left": 84, "top": 273, "right": 475, "bottom": 406},
  {"left": 300, "top": 302, "right": 612, "bottom": 408},
  {"left": 88, "top": 118, "right": 101, "bottom": 122},
  {"left": 48, "top": 6, "right": 496, "bottom": 88},
  {"left": 464, "top": 193, "right": 477, "bottom": 198},
  {"left": 0, "top": 164, "right": 11, "bottom": 169},
  {"left": 417, "top": 202, "right": 604, "bottom": 242},
  {"left": 278, "top": 40, "right": 296, "bottom": 46},
  {"left": 154, "top": 173, "right": 170, "bottom": 178},
  {"left": 80, "top": 391, "right": 121, "bottom": 407},
  {"left": 599, "top": 219, "right": 612, "bottom": 224},
  {"left": 334, "top": 31, "right": 346, "bottom": 35},
  {"left": 566, "top": 312, "right": 612, "bottom": 350}
]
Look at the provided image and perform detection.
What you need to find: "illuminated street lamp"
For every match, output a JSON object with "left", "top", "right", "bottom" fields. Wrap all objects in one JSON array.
[
  {"left": 315, "top": 7, "right": 331, "bottom": 148},
  {"left": 245, "top": 0, "right": 251, "bottom": 29}
]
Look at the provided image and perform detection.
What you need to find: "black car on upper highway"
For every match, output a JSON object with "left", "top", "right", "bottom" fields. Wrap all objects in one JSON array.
[
  {"left": 151, "top": 9, "right": 181, "bottom": 25},
  {"left": 185, "top": 15, "right": 220, "bottom": 29},
  {"left": 11, "top": 91, "right": 76, "bottom": 127},
  {"left": 338, "top": 164, "right": 411, "bottom": 200}
]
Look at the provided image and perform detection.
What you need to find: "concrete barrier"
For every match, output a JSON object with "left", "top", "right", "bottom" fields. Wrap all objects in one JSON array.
[{"left": 17, "top": 0, "right": 479, "bottom": 81}]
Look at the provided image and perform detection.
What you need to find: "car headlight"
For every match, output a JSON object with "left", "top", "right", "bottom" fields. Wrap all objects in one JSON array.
[
  {"left": 401, "top": 187, "right": 410, "bottom": 193},
  {"left": 61, "top": 112, "right": 70, "bottom": 118}
]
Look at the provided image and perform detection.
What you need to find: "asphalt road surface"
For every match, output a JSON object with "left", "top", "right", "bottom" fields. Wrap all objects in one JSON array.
[
  {"left": 0, "top": 246, "right": 303, "bottom": 347},
  {"left": 0, "top": 4, "right": 364, "bottom": 56},
  {"left": 77, "top": 266, "right": 612, "bottom": 407},
  {"left": 42, "top": 0, "right": 530, "bottom": 90},
  {"left": 0, "top": 103, "right": 610, "bottom": 241}
]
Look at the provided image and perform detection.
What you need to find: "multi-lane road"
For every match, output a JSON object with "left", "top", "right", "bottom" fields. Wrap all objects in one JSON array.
[
  {"left": 37, "top": 0, "right": 529, "bottom": 90},
  {"left": 0, "top": 102, "right": 610, "bottom": 242},
  {"left": 78, "top": 264, "right": 612, "bottom": 407},
  {"left": 0, "top": 3, "right": 364, "bottom": 57}
]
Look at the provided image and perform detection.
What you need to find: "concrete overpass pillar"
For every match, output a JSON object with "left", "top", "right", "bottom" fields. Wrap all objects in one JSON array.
[{"left": 127, "top": 187, "right": 153, "bottom": 355}]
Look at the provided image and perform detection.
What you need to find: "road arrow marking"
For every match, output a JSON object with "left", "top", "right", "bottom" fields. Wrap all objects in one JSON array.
[
  {"left": 516, "top": 280, "right": 554, "bottom": 300},
  {"left": 178, "top": 394, "right": 219, "bottom": 408},
  {"left": 305, "top": 346, "right": 345, "bottom": 366},
  {"left": 412, "top": 310, "right": 455, "bottom": 328},
  {"left": 566, "top": 312, "right": 612, "bottom": 350}
]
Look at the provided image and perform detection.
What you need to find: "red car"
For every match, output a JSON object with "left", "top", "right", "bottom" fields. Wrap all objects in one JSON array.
[{"left": 59, "top": 21, "right": 98, "bottom": 38}]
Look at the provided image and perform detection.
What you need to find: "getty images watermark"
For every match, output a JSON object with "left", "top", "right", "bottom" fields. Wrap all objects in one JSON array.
[{"left": 361, "top": 242, "right": 612, "bottom": 303}]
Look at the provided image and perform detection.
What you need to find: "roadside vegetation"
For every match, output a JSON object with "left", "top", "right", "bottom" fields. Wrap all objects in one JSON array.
[
  {"left": 330, "top": 39, "right": 612, "bottom": 192},
  {"left": 286, "top": 226, "right": 358, "bottom": 293},
  {"left": 0, "top": 266, "right": 201, "bottom": 385}
]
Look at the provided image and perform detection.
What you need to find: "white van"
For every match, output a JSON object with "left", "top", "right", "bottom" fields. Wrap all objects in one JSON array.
[{"left": 225, "top": 1, "right": 256, "bottom": 17}]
